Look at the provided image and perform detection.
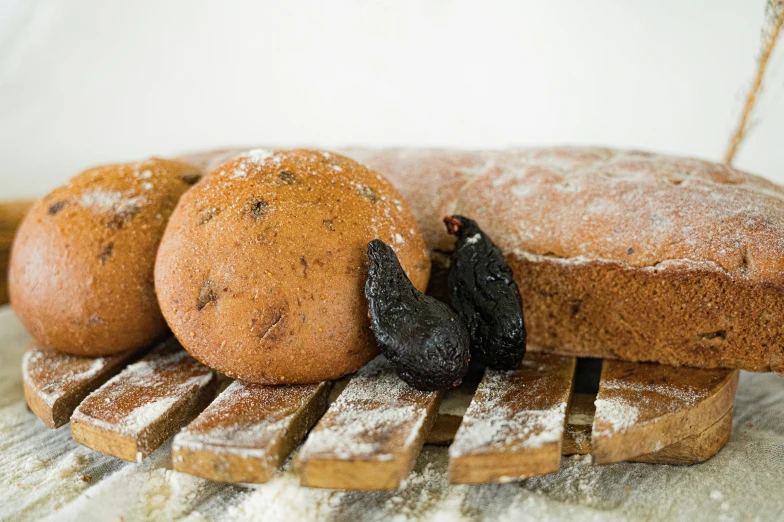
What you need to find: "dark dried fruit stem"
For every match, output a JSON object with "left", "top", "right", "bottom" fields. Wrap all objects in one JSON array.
[{"left": 443, "top": 216, "right": 463, "bottom": 236}]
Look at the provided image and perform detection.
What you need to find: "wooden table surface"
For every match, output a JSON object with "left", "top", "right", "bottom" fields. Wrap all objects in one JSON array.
[{"left": 1, "top": 305, "right": 783, "bottom": 521}]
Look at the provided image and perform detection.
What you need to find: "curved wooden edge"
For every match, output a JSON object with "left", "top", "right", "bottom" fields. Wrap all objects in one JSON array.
[
  {"left": 562, "top": 398, "right": 734, "bottom": 466},
  {"left": 592, "top": 361, "right": 739, "bottom": 465},
  {"left": 631, "top": 406, "right": 734, "bottom": 465}
]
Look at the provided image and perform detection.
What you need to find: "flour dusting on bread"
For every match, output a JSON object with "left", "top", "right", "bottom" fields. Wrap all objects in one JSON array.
[{"left": 78, "top": 189, "right": 147, "bottom": 214}]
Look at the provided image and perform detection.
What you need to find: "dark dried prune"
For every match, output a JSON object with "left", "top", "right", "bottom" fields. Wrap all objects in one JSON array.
[
  {"left": 365, "top": 239, "right": 470, "bottom": 391},
  {"left": 444, "top": 215, "right": 526, "bottom": 370}
]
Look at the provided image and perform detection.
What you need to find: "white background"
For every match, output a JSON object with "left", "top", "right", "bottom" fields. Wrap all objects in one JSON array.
[{"left": 0, "top": 0, "right": 782, "bottom": 198}]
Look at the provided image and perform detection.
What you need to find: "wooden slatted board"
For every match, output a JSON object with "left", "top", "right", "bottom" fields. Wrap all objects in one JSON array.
[
  {"left": 173, "top": 380, "right": 330, "bottom": 483},
  {"left": 15, "top": 334, "right": 743, "bottom": 483},
  {"left": 563, "top": 395, "right": 735, "bottom": 465},
  {"left": 23, "top": 342, "right": 142, "bottom": 428},
  {"left": 296, "top": 357, "right": 442, "bottom": 490},
  {"left": 449, "top": 353, "right": 577, "bottom": 484},
  {"left": 1, "top": 198, "right": 748, "bottom": 488},
  {"left": 70, "top": 340, "right": 219, "bottom": 462},
  {"left": 591, "top": 360, "right": 739, "bottom": 465}
]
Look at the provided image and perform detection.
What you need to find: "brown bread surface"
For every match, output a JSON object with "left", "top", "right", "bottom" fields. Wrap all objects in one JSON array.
[
  {"left": 183, "top": 147, "right": 784, "bottom": 373},
  {"left": 156, "top": 149, "right": 430, "bottom": 384},
  {"left": 9, "top": 159, "right": 203, "bottom": 356}
]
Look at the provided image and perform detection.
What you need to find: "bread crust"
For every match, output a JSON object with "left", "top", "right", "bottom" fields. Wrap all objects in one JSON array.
[
  {"left": 184, "top": 146, "right": 784, "bottom": 373},
  {"left": 9, "top": 158, "right": 203, "bottom": 356},
  {"left": 155, "top": 149, "right": 430, "bottom": 384},
  {"left": 346, "top": 147, "right": 784, "bottom": 373},
  {"left": 511, "top": 254, "right": 784, "bottom": 372}
]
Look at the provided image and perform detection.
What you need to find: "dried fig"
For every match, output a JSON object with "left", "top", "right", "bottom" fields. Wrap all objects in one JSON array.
[
  {"left": 365, "top": 239, "right": 470, "bottom": 391},
  {"left": 444, "top": 215, "right": 526, "bottom": 370}
]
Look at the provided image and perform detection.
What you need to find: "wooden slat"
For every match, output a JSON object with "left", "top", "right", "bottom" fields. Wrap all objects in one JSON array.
[
  {"left": 22, "top": 342, "right": 141, "bottom": 428},
  {"left": 562, "top": 392, "right": 734, "bottom": 465},
  {"left": 296, "top": 357, "right": 442, "bottom": 490},
  {"left": 591, "top": 361, "right": 739, "bottom": 465},
  {"left": 426, "top": 377, "right": 478, "bottom": 446},
  {"left": 427, "top": 368, "right": 734, "bottom": 466},
  {"left": 70, "top": 340, "right": 219, "bottom": 462},
  {"left": 448, "top": 353, "right": 576, "bottom": 484},
  {"left": 173, "top": 380, "right": 330, "bottom": 483},
  {"left": 561, "top": 392, "right": 595, "bottom": 456},
  {"left": 427, "top": 414, "right": 463, "bottom": 446}
]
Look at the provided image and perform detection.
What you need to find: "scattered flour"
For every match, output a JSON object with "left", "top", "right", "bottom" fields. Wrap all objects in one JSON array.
[
  {"left": 450, "top": 363, "right": 569, "bottom": 458},
  {"left": 229, "top": 149, "right": 277, "bottom": 178},
  {"left": 71, "top": 347, "right": 214, "bottom": 438},
  {"left": 121, "top": 397, "right": 179, "bottom": 436},
  {"left": 600, "top": 378, "right": 710, "bottom": 406},
  {"left": 173, "top": 380, "right": 322, "bottom": 459},
  {"left": 593, "top": 398, "right": 640, "bottom": 436},
  {"left": 299, "top": 357, "right": 432, "bottom": 461},
  {"left": 39, "top": 441, "right": 220, "bottom": 522},
  {"left": 593, "top": 374, "right": 715, "bottom": 436},
  {"left": 240, "top": 148, "right": 275, "bottom": 164}
]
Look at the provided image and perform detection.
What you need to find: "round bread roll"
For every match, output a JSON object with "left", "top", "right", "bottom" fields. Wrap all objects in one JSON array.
[
  {"left": 155, "top": 149, "right": 431, "bottom": 384},
  {"left": 9, "top": 158, "right": 203, "bottom": 356}
]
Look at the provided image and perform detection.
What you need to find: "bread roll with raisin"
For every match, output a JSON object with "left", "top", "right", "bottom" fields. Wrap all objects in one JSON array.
[
  {"left": 10, "top": 159, "right": 202, "bottom": 356},
  {"left": 155, "top": 149, "right": 430, "bottom": 384}
]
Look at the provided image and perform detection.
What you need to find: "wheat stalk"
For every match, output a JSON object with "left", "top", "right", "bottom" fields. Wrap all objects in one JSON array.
[{"left": 724, "top": 0, "right": 784, "bottom": 165}]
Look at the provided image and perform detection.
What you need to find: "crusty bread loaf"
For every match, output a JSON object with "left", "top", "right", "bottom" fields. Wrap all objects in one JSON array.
[
  {"left": 183, "top": 146, "right": 784, "bottom": 373},
  {"left": 156, "top": 149, "right": 430, "bottom": 384},
  {"left": 9, "top": 158, "right": 203, "bottom": 356}
]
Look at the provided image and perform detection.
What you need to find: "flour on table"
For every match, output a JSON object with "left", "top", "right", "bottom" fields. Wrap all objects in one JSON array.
[{"left": 3, "top": 308, "right": 784, "bottom": 520}]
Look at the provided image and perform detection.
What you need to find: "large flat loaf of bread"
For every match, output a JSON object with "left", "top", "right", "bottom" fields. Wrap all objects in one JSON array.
[{"left": 182, "top": 147, "right": 784, "bottom": 373}]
